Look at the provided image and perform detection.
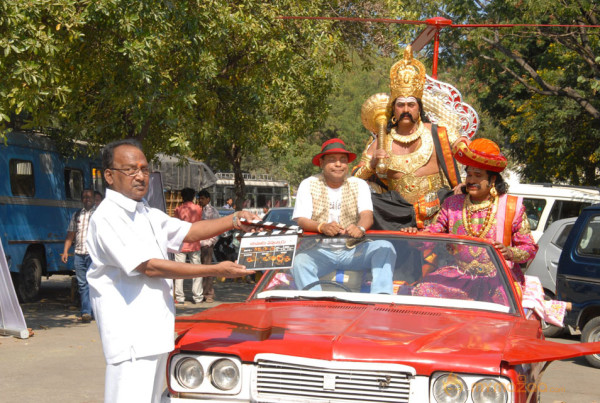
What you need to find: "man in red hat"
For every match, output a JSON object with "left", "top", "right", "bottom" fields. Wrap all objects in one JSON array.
[{"left": 291, "top": 138, "right": 397, "bottom": 294}]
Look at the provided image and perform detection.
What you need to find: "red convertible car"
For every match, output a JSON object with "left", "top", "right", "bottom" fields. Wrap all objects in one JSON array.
[{"left": 163, "top": 231, "right": 600, "bottom": 403}]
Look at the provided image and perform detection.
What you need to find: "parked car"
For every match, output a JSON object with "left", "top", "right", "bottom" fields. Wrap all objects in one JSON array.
[
  {"left": 163, "top": 231, "right": 600, "bottom": 402},
  {"left": 526, "top": 217, "right": 576, "bottom": 336},
  {"left": 556, "top": 204, "right": 600, "bottom": 368},
  {"left": 261, "top": 207, "right": 295, "bottom": 226},
  {"left": 508, "top": 183, "right": 600, "bottom": 242}
]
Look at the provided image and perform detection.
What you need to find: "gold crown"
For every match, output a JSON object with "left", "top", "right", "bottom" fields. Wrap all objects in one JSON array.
[{"left": 389, "top": 45, "right": 426, "bottom": 100}]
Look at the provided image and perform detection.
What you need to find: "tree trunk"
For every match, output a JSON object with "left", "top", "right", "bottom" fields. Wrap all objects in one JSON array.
[{"left": 229, "top": 143, "right": 246, "bottom": 211}]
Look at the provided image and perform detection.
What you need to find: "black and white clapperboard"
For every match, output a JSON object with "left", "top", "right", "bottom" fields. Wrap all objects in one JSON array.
[{"left": 236, "top": 218, "right": 303, "bottom": 270}]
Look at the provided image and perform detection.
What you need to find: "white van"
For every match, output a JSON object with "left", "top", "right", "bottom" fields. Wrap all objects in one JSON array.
[{"left": 508, "top": 183, "right": 600, "bottom": 242}]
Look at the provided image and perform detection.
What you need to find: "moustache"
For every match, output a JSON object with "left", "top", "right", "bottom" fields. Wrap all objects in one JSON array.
[
  {"left": 466, "top": 184, "right": 481, "bottom": 189},
  {"left": 398, "top": 112, "right": 415, "bottom": 123}
]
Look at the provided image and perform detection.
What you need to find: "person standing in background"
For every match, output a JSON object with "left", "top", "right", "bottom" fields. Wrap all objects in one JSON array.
[
  {"left": 94, "top": 190, "right": 104, "bottom": 207},
  {"left": 61, "top": 189, "right": 96, "bottom": 323},
  {"left": 197, "top": 189, "right": 220, "bottom": 303},
  {"left": 222, "top": 197, "right": 234, "bottom": 210},
  {"left": 173, "top": 188, "right": 203, "bottom": 305}
]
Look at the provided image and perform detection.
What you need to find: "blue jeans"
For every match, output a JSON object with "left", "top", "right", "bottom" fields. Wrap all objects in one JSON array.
[
  {"left": 75, "top": 254, "right": 93, "bottom": 316},
  {"left": 292, "top": 240, "right": 397, "bottom": 294}
]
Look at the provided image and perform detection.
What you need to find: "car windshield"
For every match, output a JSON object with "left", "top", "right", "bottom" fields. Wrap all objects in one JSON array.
[
  {"left": 262, "top": 208, "right": 294, "bottom": 226},
  {"left": 251, "top": 233, "right": 519, "bottom": 314}
]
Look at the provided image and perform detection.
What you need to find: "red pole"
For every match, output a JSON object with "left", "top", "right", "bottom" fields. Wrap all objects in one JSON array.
[{"left": 432, "top": 29, "right": 440, "bottom": 79}]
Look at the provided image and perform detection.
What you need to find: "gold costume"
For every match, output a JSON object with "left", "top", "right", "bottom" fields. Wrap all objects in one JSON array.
[{"left": 354, "top": 46, "right": 460, "bottom": 229}]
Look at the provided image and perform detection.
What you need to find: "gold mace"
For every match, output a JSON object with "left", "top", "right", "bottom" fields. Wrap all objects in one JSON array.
[{"left": 361, "top": 93, "right": 390, "bottom": 175}]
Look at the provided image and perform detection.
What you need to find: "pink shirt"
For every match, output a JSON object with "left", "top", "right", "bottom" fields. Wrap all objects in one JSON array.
[{"left": 174, "top": 201, "right": 202, "bottom": 252}]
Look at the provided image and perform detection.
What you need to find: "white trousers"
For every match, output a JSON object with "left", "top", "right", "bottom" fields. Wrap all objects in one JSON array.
[
  {"left": 173, "top": 251, "right": 203, "bottom": 302},
  {"left": 105, "top": 353, "right": 168, "bottom": 403}
]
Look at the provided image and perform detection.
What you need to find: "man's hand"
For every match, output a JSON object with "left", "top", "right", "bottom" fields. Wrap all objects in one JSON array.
[
  {"left": 321, "top": 222, "right": 344, "bottom": 237},
  {"left": 346, "top": 224, "right": 365, "bottom": 238},
  {"left": 371, "top": 148, "right": 389, "bottom": 169},
  {"left": 212, "top": 261, "right": 255, "bottom": 278},
  {"left": 61, "top": 253, "right": 69, "bottom": 263},
  {"left": 492, "top": 241, "right": 514, "bottom": 261},
  {"left": 234, "top": 210, "right": 262, "bottom": 232},
  {"left": 400, "top": 227, "right": 419, "bottom": 233},
  {"left": 453, "top": 183, "right": 466, "bottom": 195}
]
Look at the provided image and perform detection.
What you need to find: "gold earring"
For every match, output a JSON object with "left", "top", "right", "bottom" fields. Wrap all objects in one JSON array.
[
  {"left": 391, "top": 116, "right": 397, "bottom": 124},
  {"left": 490, "top": 183, "right": 498, "bottom": 198}
]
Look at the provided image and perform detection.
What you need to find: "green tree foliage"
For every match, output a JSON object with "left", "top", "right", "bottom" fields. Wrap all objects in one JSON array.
[
  {"left": 402, "top": 0, "right": 600, "bottom": 185},
  {"left": 0, "top": 0, "right": 411, "bottom": 205}
]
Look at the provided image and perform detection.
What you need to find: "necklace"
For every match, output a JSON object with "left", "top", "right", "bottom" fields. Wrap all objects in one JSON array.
[
  {"left": 462, "top": 194, "right": 497, "bottom": 239},
  {"left": 390, "top": 121, "right": 425, "bottom": 144},
  {"left": 385, "top": 128, "right": 433, "bottom": 174}
]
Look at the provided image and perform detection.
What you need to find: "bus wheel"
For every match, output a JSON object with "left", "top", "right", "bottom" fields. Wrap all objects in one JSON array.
[{"left": 18, "top": 253, "right": 42, "bottom": 302}]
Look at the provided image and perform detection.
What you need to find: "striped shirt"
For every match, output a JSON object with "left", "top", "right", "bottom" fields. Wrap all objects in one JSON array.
[{"left": 67, "top": 207, "right": 95, "bottom": 255}]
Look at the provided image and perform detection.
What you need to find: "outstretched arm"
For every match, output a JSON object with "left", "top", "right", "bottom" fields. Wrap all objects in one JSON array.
[
  {"left": 136, "top": 258, "right": 253, "bottom": 279},
  {"left": 184, "top": 210, "right": 260, "bottom": 242}
]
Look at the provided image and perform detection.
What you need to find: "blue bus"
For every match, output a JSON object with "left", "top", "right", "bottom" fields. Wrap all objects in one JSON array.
[{"left": 0, "top": 132, "right": 103, "bottom": 301}]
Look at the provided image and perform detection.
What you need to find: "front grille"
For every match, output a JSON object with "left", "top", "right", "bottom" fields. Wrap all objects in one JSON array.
[{"left": 256, "top": 358, "right": 412, "bottom": 402}]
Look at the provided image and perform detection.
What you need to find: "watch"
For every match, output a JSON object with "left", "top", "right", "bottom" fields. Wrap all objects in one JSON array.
[{"left": 357, "top": 226, "right": 366, "bottom": 234}]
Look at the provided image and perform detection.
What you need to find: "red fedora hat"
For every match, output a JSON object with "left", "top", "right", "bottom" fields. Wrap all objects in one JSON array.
[{"left": 312, "top": 138, "right": 357, "bottom": 166}]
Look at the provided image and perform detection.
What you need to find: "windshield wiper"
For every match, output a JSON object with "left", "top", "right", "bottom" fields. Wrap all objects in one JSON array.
[{"left": 264, "top": 295, "right": 371, "bottom": 305}]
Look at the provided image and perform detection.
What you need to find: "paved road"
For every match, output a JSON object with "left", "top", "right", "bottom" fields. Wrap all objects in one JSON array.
[{"left": 0, "top": 276, "right": 598, "bottom": 403}]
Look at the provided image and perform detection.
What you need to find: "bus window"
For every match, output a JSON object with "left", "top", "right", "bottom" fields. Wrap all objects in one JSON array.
[
  {"left": 9, "top": 159, "right": 35, "bottom": 197},
  {"left": 65, "top": 168, "right": 84, "bottom": 200}
]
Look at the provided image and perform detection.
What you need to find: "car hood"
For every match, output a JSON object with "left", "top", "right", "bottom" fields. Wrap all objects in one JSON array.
[{"left": 174, "top": 300, "right": 600, "bottom": 375}]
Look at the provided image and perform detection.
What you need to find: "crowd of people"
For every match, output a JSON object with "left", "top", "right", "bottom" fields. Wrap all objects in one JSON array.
[{"left": 58, "top": 46, "right": 564, "bottom": 402}]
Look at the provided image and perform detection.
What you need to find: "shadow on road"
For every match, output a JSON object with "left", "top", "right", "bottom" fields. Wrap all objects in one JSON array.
[{"left": 19, "top": 275, "right": 257, "bottom": 331}]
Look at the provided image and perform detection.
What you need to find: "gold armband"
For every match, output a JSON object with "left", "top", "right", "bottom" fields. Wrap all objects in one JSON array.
[{"left": 353, "top": 164, "right": 375, "bottom": 180}]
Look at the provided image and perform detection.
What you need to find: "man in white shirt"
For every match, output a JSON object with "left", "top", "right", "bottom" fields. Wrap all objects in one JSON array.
[
  {"left": 86, "top": 139, "right": 257, "bottom": 403},
  {"left": 292, "top": 138, "right": 396, "bottom": 294}
]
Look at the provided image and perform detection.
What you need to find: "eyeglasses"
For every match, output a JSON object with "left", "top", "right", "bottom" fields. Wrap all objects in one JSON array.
[{"left": 108, "top": 167, "right": 150, "bottom": 177}]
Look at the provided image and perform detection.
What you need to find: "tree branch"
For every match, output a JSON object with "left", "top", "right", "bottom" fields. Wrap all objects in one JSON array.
[{"left": 482, "top": 35, "right": 600, "bottom": 119}]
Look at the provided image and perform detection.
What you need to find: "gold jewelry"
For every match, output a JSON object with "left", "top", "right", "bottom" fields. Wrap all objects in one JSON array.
[
  {"left": 462, "top": 195, "right": 498, "bottom": 239},
  {"left": 389, "top": 45, "right": 426, "bottom": 100},
  {"left": 391, "top": 115, "right": 397, "bottom": 124},
  {"left": 317, "top": 222, "right": 325, "bottom": 233},
  {"left": 384, "top": 126, "right": 433, "bottom": 175},
  {"left": 390, "top": 121, "right": 425, "bottom": 144},
  {"left": 353, "top": 164, "right": 375, "bottom": 180},
  {"left": 360, "top": 152, "right": 373, "bottom": 164},
  {"left": 232, "top": 212, "right": 241, "bottom": 229},
  {"left": 490, "top": 183, "right": 498, "bottom": 198}
]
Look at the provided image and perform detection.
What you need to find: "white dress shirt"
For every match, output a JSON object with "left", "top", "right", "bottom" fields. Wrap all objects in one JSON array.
[{"left": 86, "top": 189, "right": 191, "bottom": 364}]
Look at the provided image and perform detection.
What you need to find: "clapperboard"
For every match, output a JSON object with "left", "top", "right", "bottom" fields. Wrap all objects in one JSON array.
[{"left": 236, "top": 218, "right": 302, "bottom": 270}]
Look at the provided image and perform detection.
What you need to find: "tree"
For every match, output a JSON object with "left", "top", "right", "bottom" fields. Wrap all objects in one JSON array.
[
  {"left": 0, "top": 0, "right": 412, "bottom": 207},
  {"left": 402, "top": 0, "right": 600, "bottom": 184}
]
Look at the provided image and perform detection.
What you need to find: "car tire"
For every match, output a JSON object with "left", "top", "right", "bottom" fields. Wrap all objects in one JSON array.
[
  {"left": 541, "top": 292, "right": 564, "bottom": 338},
  {"left": 18, "top": 253, "right": 43, "bottom": 302},
  {"left": 581, "top": 317, "right": 600, "bottom": 368}
]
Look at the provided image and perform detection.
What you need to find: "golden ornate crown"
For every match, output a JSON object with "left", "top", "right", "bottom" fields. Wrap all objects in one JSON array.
[{"left": 389, "top": 45, "right": 427, "bottom": 100}]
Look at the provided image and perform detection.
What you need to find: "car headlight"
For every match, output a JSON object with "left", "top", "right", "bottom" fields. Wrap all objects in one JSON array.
[
  {"left": 211, "top": 358, "right": 240, "bottom": 391},
  {"left": 175, "top": 358, "right": 204, "bottom": 389},
  {"left": 472, "top": 378, "right": 508, "bottom": 403},
  {"left": 433, "top": 373, "right": 468, "bottom": 403}
]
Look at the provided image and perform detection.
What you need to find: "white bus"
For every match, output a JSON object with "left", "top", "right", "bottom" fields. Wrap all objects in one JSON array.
[{"left": 208, "top": 172, "right": 290, "bottom": 213}]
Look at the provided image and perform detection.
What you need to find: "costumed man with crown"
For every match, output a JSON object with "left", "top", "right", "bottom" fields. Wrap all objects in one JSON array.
[{"left": 353, "top": 46, "right": 463, "bottom": 229}]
